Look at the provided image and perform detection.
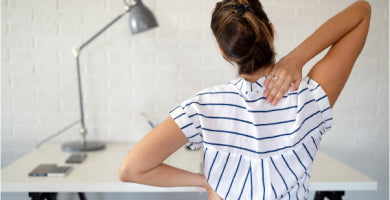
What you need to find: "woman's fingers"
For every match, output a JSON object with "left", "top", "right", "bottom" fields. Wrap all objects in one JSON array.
[
  {"left": 290, "top": 79, "right": 301, "bottom": 91},
  {"left": 264, "top": 55, "right": 303, "bottom": 106},
  {"left": 265, "top": 75, "right": 283, "bottom": 103},
  {"left": 265, "top": 72, "right": 296, "bottom": 105},
  {"left": 272, "top": 77, "right": 292, "bottom": 105},
  {"left": 264, "top": 76, "right": 278, "bottom": 98}
]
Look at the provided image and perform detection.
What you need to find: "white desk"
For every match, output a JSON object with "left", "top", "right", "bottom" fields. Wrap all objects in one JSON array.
[{"left": 2, "top": 143, "right": 377, "bottom": 194}]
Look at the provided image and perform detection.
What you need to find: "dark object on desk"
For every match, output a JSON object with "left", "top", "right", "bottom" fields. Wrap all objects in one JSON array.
[
  {"left": 66, "top": 153, "right": 87, "bottom": 164},
  {"left": 29, "top": 192, "right": 86, "bottom": 200},
  {"left": 314, "top": 191, "right": 345, "bottom": 200},
  {"left": 47, "top": 166, "right": 73, "bottom": 177},
  {"left": 28, "top": 164, "right": 57, "bottom": 177}
]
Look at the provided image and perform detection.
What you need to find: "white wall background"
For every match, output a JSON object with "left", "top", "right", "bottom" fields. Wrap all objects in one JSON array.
[{"left": 1, "top": 0, "right": 388, "bottom": 199}]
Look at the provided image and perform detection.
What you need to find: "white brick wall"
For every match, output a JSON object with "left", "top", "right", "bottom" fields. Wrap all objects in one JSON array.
[{"left": 2, "top": 0, "right": 388, "bottom": 199}]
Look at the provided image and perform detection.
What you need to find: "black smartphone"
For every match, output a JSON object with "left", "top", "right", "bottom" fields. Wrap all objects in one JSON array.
[
  {"left": 65, "top": 153, "right": 87, "bottom": 164},
  {"left": 28, "top": 164, "right": 57, "bottom": 177},
  {"left": 47, "top": 166, "right": 73, "bottom": 177}
]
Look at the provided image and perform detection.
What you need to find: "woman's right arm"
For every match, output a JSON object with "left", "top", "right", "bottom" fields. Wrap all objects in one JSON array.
[{"left": 265, "top": 0, "right": 371, "bottom": 108}]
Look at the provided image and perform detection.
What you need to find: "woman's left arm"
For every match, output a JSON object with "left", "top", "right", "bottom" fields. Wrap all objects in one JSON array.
[{"left": 118, "top": 116, "right": 204, "bottom": 187}]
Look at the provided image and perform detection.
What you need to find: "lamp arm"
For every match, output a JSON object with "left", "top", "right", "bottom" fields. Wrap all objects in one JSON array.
[
  {"left": 72, "top": 5, "right": 133, "bottom": 143},
  {"left": 73, "top": 6, "right": 132, "bottom": 56}
]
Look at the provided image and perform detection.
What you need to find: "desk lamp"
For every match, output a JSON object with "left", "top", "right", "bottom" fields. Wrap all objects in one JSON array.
[{"left": 62, "top": 0, "right": 158, "bottom": 152}]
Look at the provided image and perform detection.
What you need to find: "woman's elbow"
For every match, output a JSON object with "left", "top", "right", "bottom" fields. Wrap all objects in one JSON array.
[
  {"left": 118, "top": 162, "right": 141, "bottom": 183},
  {"left": 358, "top": 0, "right": 371, "bottom": 19}
]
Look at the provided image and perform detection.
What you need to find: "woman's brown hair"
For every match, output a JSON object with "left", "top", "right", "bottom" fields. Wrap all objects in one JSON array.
[{"left": 211, "top": 0, "right": 275, "bottom": 75}]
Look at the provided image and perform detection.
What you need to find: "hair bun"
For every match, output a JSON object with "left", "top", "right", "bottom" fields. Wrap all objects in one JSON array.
[{"left": 211, "top": 0, "right": 275, "bottom": 74}]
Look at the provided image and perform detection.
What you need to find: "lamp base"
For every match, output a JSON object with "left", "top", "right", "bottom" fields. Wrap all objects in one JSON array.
[{"left": 62, "top": 141, "right": 106, "bottom": 152}]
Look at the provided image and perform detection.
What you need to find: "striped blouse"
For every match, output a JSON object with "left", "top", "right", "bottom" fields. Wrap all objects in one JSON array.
[{"left": 169, "top": 75, "right": 333, "bottom": 200}]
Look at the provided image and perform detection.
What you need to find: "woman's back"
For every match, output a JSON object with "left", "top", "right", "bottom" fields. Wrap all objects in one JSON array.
[
  {"left": 170, "top": 75, "right": 332, "bottom": 199},
  {"left": 118, "top": 1, "right": 370, "bottom": 200}
]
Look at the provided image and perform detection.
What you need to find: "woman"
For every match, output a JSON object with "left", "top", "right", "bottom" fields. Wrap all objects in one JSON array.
[{"left": 119, "top": 0, "right": 371, "bottom": 199}]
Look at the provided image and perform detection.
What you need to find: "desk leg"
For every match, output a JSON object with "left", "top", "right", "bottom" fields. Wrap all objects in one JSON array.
[
  {"left": 78, "top": 192, "right": 87, "bottom": 200},
  {"left": 28, "top": 192, "right": 58, "bottom": 200},
  {"left": 314, "top": 191, "right": 345, "bottom": 200}
]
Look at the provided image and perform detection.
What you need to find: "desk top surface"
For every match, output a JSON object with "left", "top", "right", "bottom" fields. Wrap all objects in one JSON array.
[{"left": 1, "top": 143, "right": 377, "bottom": 192}]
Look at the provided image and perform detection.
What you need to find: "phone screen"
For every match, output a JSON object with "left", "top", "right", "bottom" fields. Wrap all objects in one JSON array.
[
  {"left": 28, "top": 164, "right": 57, "bottom": 176},
  {"left": 66, "top": 153, "right": 87, "bottom": 163}
]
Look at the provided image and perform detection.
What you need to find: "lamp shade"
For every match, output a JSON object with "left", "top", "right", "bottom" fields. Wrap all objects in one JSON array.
[{"left": 129, "top": 0, "right": 158, "bottom": 34}]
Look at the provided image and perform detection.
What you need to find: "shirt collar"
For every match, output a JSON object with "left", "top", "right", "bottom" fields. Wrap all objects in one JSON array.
[{"left": 232, "top": 75, "right": 267, "bottom": 96}]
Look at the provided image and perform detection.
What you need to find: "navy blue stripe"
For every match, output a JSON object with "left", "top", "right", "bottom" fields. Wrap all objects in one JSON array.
[
  {"left": 173, "top": 113, "right": 185, "bottom": 120},
  {"left": 325, "top": 117, "right": 333, "bottom": 122},
  {"left": 215, "top": 153, "right": 230, "bottom": 191},
  {"left": 310, "top": 84, "right": 320, "bottom": 91},
  {"left": 181, "top": 122, "right": 193, "bottom": 130},
  {"left": 194, "top": 87, "right": 309, "bottom": 103},
  {"left": 203, "top": 148, "right": 208, "bottom": 169},
  {"left": 250, "top": 83, "right": 253, "bottom": 92},
  {"left": 187, "top": 133, "right": 199, "bottom": 139},
  {"left": 297, "top": 99, "right": 315, "bottom": 113},
  {"left": 293, "top": 149, "right": 307, "bottom": 171},
  {"left": 189, "top": 113, "right": 197, "bottom": 118},
  {"left": 298, "top": 87, "right": 309, "bottom": 95},
  {"left": 196, "top": 125, "right": 201, "bottom": 129},
  {"left": 201, "top": 109, "right": 322, "bottom": 141},
  {"left": 302, "top": 143, "right": 313, "bottom": 161},
  {"left": 207, "top": 152, "right": 219, "bottom": 181},
  {"left": 203, "top": 120, "right": 324, "bottom": 154},
  {"left": 186, "top": 101, "right": 298, "bottom": 113},
  {"left": 246, "top": 88, "right": 308, "bottom": 103},
  {"left": 234, "top": 79, "right": 242, "bottom": 85},
  {"left": 311, "top": 136, "right": 318, "bottom": 150},
  {"left": 185, "top": 102, "right": 246, "bottom": 109},
  {"left": 302, "top": 183, "right": 307, "bottom": 193},
  {"left": 262, "top": 159, "right": 265, "bottom": 200},
  {"left": 282, "top": 154, "right": 298, "bottom": 181},
  {"left": 238, "top": 164, "right": 250, "bottom": 200},
  {"left": 307, "top": 78, "right": 311, "bottom": 84},
  {"left": 169, "top": 105, "right": 180, "bottom": 114},
  {"left": 321, "top": 106, "right": 331, "bottom": 113},
  {"left": 317, "top": 94, "right": 327, "bottom": 101},
  {"left": 270, "top": 157, "right": 288, "bottom": 190},
  {"left": 240, "top": 80, "right": 244, "bottom": 90},
  {"left": 271, "top": 184, "right": 277, "bottom": 199},
  {"left": 255, "top": 82, "right": 263, "bottom": 87},
  {"left": 225, "top": 155, "right": 243, "bottom": 199},
  {"left": 192, "top": 113, "right": 296, "bottom": 126},
  {"left": 195, "top": 91, "right": 241, "bottom": 97},
  {"left": 296, "top": 182, "right": 300, "bottom": 200},
  {"left": 250, "top": 164, "right": 253, "bottom": 200},
  {"left": 248, "top": 105, "right": 297, "bottom": 113}
]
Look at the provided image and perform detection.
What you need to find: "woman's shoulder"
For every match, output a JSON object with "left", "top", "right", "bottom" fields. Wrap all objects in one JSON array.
[{"left": 189, "top": 80, "right": 242, "bottom": 100}]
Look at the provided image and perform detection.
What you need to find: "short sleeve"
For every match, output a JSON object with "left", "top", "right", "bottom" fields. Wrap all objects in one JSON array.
[
  {"left": 304, "top": 76, "right": 333, "bottom": 134},
  {"left": 169, "top": 97, "right": 203, "bottom": 150}
]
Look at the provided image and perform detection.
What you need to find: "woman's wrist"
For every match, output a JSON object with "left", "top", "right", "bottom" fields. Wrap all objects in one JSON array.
[
  {"left": 198, "top": 173, "right": 206, "bottom": 188},
  {"left": 285, "top": 48, "right": 306, "bottom": 71}
]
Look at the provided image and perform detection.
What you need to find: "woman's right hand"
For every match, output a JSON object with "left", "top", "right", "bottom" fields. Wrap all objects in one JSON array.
[{"left": 263, "top": 55, "right": 303, "bottom": 105}]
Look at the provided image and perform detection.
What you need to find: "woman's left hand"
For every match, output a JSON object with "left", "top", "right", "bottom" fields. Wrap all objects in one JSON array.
[{"left": 263, "top": 55, "right": 303, "bottom": 106}]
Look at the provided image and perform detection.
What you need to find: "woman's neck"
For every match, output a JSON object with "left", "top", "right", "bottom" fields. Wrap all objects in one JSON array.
[{"left": 240, "top": 65, "right": 274, "bottom": 83}]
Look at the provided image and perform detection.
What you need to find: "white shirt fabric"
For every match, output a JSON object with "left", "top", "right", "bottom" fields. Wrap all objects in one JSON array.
[{"left": 169, "top": 75, "right": 333, "bottom": 200}]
